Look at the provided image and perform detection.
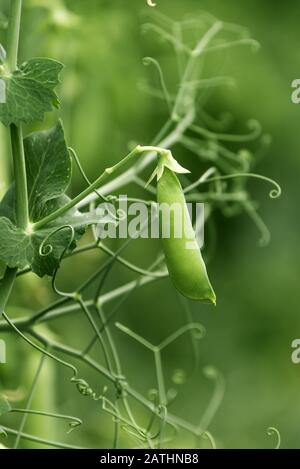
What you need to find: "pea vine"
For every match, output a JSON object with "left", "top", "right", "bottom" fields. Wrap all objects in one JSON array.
[{"left": 0, "top": 1, "right": 281, "bottom": 449}]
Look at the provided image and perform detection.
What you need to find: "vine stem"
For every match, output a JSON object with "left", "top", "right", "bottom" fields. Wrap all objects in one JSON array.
[
  {"left": 0, "top": 267, "right": 17, "bottom": 316},
  {"left": 7, "top": 0, "right": 29, "bottom": 230},
  {"left": 0, "top": 0, "right": 27, "bottom": 317},
  {"left": 32, "top": 145, "right": 167, "bottom": 231},
  {"left": 10, "top": 124, "right": 29, "bottom": 229},
  {"left": 6, "top": 0, "right": 22, "bottom": 70},
  {"left": 14, "top": 351, "right": 46, "bottom": 448},
  {"left": 0, "top": 426, "right": 85, "bottom": 449}
]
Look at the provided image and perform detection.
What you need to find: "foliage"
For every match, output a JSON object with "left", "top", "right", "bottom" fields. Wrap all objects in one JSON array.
[{"left": 0, "top": 0, "right": 281, "bottom": 449}]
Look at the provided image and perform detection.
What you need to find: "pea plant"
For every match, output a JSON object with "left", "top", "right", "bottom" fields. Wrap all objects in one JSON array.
[{"left": 0, "top": 0, "right": 281, "bottom": 449}]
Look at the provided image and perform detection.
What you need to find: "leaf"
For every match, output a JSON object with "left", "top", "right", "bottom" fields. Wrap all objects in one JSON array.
[
  {"left": 0, "top": 396, "right": 11, "bottom": 417},
  {"left": 0, "top": 121, "right": 71, "bottom": 224},
  {"left": 0, "top": 58, "right": 63, "bottom": 126},
  {"left": 24, "top": 121, "right": 72, "bottom": 221},
  {"left": 0, "top": 202, "right": 107, "bottom": 276},
  {"left": 0, "top": 122, "right": 110, "bottom": 277},
  {"left": 30, "top": 197, "right": 107, "bottom": 277},
  {"left": 0, "top": 217, "right": 32, "bottom": 269}
]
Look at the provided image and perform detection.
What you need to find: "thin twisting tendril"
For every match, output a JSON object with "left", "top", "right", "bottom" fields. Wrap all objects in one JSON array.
[
  {"left": 39, "top": 225, "right": 76, "bottom": 298},
  {"left": 201, "top": 431, "right": 217, "bottom": 449},
  {"left": 10, "top": 409, "right": 83, "bottom": 434},
  {"left": 1, "top": 312, "right": 100, "bottom": 402},
  {"left": 147, "top": 0, "right": 157, "bottom": 7},
  {"left": 267, "top": 427, "right": 281, "bottom": 449},
  {"left": 186, "top": 173, "right": 282, "bottom": 199},
  {"left": 198, "top": 367, "right": 225, "bottom": 433},
  {"left": 143, "top": 57, "right": 171, "bottom": 111}
]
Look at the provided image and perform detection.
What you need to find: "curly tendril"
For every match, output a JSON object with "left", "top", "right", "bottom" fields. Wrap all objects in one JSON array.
[
  {"left": 267, "top": 427, "right": 281, "bottom": 449},
  {"left": 39, "top": 225, "right": 75, "bottom": 259},
  {"left": 143, "top": 57, "right": 171, "bottom": 111},
  {"left": 186, "top": 173, "right": 282, "bottom": 199},
  {"left": 71, "top": 377, "right": 104, "bottom": 400},
  {"left": 39, "top": 225, "right": 76, "bottom": 298},
  {"left": 10, "top": 409, "right": 83, "bottom": 435},
  {"left": 201, "top": 431, "right": 217, "bottom": 449},
  {"left": 1, "top": 312, "right": 96, "bottom": 402},
  {"left": 198, "top": 367, "right": 225, "bottom": 433}
]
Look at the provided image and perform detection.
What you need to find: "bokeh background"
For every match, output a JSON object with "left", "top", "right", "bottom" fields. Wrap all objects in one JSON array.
[{"left": 0, "top": 0, "right": 299, "bottom": 449}]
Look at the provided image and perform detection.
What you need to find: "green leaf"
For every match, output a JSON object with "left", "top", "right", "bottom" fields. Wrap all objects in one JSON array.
[
  {"left": 0, "top": 58, "right": 63, "bottom": 126},
  {"left": 0, "top": 121, "right": 71, "bottom": 223},
  {"left": 0, "top": 122, "right": 109, "bottom": 277},
  {"left": 30, "top": 196, "right": 105, "bottom": 277},
  {"left": 24, "top": 121, "right": 72, "bottom": 221},
  {"left": 0, "top": 217, "right": 32, "bottom": 269},
  {"left": 0, "top": 396, "right": 11, "bottom": 417},
  {"left": 0, "top": 202, "right": 106, "bottom": 276}
]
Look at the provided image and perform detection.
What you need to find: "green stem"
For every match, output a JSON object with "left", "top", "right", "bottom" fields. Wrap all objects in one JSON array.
[
  {"left": 14, "top": 351, "right": 46, "bottom": 449},
  {"left": 6, "top": 0, "right": 22, "bottom": 71},
  {"left": 0, "top": 267, "right": 17, "bottom": 316},
  {"left": 0, "top": 0, "right": 27, "bottom": 317},
  {"left": 33, "top": 146, "right": 141, "bottom": 231},
  {"left": 154, "top": 349, "right": 167, "bottom": 406},
  {"left": 32, "top": 145, "right": 165, "bottom": 231},
  {"left": 0, "top": 125, "right": 10, "bottom": 199},
  {"left": 7, "top": 0, "right": 29, "bottom": 231},
  {"left": 11, "top": 409, "right": 82, "bottom": 428},
  {"left": 0, "top": 426, "right": 85, "bottom": 449},
  {"left": 29, "top": 331, "right": 201, "bottom": 437},
  {"left": 10, "top": 124, "right": 29, "bottom": 230},
  {"left": 172, "top": 21, "right": 222, "bottom": 120}
]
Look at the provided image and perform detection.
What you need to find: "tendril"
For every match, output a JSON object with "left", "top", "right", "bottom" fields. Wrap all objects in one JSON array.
[
  {"left": 1, "top": 312, "right": 92, "bottom": 400},
  {"left": 183, "top": 76, "right": 235, "bottom": 91},
  {"left": 71, "top": 377, "right": 105, "bottom": 401},
  {"left": 191, "top": 119, "right": 262, "bottom": 143},
  {"left": 10, "top": 409, "right": 83, "bottom": 435},
  {"left": 143, "top": 57, "right": 171, "bottom": 111},
  {"left": 267, "top": 427, "right": 281, "bottom": 449},
  {"left": 68, "top": 147, "right": 125, "bottom": 224},
  {"left": 40, "top": 225, "right": 76, "bottom": 298},
  {"left": 188, "top": 173, "right": 282, "bottom": 199},
  {"left": 203, "top": 38, "right": 260, "bottom": 54},
  {"left": 141, "top": 23, "right": 191, "bottom": 54},
  {"left": 39, "top": 224, "right": 74, "bottom": 259},
  {"left": 201, "top": 431, "right": 217, "bottom": 449},
  {"left": 198, "top": 367, "right": 225, "bottom": 433},
  {"left": 242, "top": 200, "right": 271, "bottom": 247},
  {"left": 1, "top": 6, "right": 282, "bottom": 451},
  {"left": 68, "top": 147, "right": 106, "bottom": 203}
]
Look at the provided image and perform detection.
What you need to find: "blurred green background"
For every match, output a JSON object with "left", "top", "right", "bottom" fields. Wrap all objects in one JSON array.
[{"left": 0, "top": 0, "right": 299, "bottom": 449}]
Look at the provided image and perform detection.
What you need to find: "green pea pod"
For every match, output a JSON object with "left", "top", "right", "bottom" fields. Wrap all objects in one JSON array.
[{"left": 157, "top": 166, "right": 216, "bottom": 304}]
